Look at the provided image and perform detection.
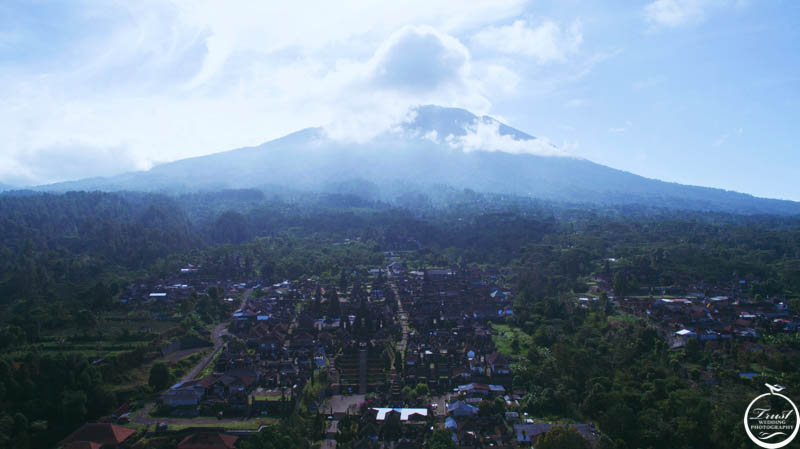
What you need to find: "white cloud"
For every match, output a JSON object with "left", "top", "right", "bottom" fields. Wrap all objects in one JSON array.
[
  {"left": 483, "top": 65, "right": 520, "bottom": 95},
  {"left": 0, "top": 1, "right": 532, "bottom": 185},
  {"left": 565, "top": 98, "right": 586, "bottom": 108},
  {"left": 318, "top": 26, "right": 493, "bottom": 143},
  {"left": 643, "top": 0, "right": 743, "bottom": 28},
  {"left": 712, "top": 127, "right": 742, "bottom": 146},
  {"left": 447, "top": 120, "right": 568, "bottom": 156},
  {"left": 472, "top": 19, "right": 583, "bottom": 63},
  {"left": 19, "top": 142, "right": 148, "bottom": 185},
  {"left": 712, "top": 133, "right": 728, "bottom": 146},
  {"left": 608, "top": 121, "right": 632, "bottom": 133},
  {"left": 369, "top": 25, "right": 470, "bottom": 92},
  {"left": 174, "top": 0, "right": 527, "bottom": 87},
  {"left": 560, "top": 139, "right": 580, "bottom": 152}
]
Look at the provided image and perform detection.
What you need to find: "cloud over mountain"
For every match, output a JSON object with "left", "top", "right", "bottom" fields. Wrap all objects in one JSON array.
[
  {"left": 472, "top": 19, "right": 583, "bottom": 63},
  {"left": 643, "top": 0, "right": 747, "bottom": 28},
  {"left": 0, "top": 1, "right": 535, "bottom": 186},
  {"left": 450, "top": 120, "right": 564, "bottom": 156},
  {"left": 370, "top": 26, "right": 470, "bottom": 92}
]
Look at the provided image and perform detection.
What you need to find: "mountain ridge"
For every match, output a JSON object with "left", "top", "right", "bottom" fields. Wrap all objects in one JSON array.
[{"left": 20, "top": 105, "right": 800, "bottom": 215}]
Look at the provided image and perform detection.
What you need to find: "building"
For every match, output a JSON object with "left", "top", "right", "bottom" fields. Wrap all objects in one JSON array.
[{"left": 59, "top": 423, "right": 136, "bottom": 449}]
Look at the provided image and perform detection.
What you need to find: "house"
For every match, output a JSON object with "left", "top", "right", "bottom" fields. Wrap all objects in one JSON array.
[
  {"left": 161, "top": 378, "right": 210, "bottom": 408},
  {"left": 162, "top": 388, "right": 204, "bottom": 408},
  {"left": 447, "top": 401, "right": 478, "bottom": 417},
  {"left": 452, "top": 366, "right": 472, "bottom": 381},
  {"left": 177, "top": 432, "right": 238, "bottom": 449},
  {"left": 371, "top": 408, "right": 429, "bottom": 422},
  {"left": 514, "top": 423, "right": 551, "bottom": 443},
  {"left": 207, "top": 370, "right": 258, "bottom": 402},
  {"left": 325, "top": 420, "right": 339, "bottom": 438},
  {"left": 60, "top": 423, "right": 136, "bottom": 449},
  {"left": 389, "top": 262, "right": 406, "bottom": 275},
  {"left": 486, "top": 352, "right": 510, "bottom": 375},
  {"left": 249, "top": 388, "right": 284, "bottom": 412},
  {"left": 456, "top": 383, "right": 505, "bottom": 396},
  {"left": 291, "top": 330, "right": 315, "bottom": 348}
]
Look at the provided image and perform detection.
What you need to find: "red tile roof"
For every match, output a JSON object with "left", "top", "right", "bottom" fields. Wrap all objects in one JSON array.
[
  {"left": 64, "top": 442, "right": 101, "bottom": 449},
  {"left": 60, "top": 423, "right": 136, "bottom": 447},
  {"left": 178, "top": 432, "right": 239, "bottom": 449}
]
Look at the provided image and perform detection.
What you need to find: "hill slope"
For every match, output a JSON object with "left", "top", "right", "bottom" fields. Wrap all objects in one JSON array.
[{"left": 33, "top": 105, "right": 800, "bottom": 215}]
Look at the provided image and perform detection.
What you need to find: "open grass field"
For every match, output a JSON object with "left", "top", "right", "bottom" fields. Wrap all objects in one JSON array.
[
  {"left": 491, "top": 322, "right": 534, "bottom": 359},
  {"left": 158, "top": 417, "right": 278, "bottom": 431}
]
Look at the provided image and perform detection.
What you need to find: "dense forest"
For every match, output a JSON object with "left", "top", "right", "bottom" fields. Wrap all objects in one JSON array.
[
  {"left": 1, "top": 189, "right": 799, "bottom": 448},
  {"left": 4, "top": 189, "right": 799, "bottom": 308}
]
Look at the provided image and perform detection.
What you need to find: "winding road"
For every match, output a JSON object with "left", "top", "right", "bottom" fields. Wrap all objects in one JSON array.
[{"left": 132, "top": 288, "right": 251, "bottom": 426}]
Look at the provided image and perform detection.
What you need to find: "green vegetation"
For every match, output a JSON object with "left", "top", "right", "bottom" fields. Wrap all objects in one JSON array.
[
  {"left": 426, "top": 429, "right": 457, "bottom": 449},
  {"left": 148, "top": 362, "right": 171, "bottom": 391},
  {"left": 199, "top": 348, "right": 221, "bottom": 378},
  {"left": 537, "top": 426, "right": 589, "bottom": 449},
  {"left": 508, "top": 294, "right": 797, "bottom": 449},
  {"left": 1, "top": 189, "right": 800, "bottom": 448},
  {"left": 490, "top": 323, "right": 534, "bottom": 359}
]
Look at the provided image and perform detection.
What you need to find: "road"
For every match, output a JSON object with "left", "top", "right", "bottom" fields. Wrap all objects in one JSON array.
[
  {"left": 132, "top": 288, "right": 252, "bottom": 426},
  {"left": 181, "top": 288, "right": 251, "bottom": 382},
  {"left": 390, "top": 280, "right": 409, "bottom": 355},
  {"left": 178, "top": 322, "right": 227, "bottom": 383}
]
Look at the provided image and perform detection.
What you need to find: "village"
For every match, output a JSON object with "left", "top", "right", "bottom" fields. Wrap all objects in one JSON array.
[
  {"left": 58, "top": 255, "right": 800, "bottom": 449},
  {"left": 584, "top": 271, "right": 798, "bottom": 349}
]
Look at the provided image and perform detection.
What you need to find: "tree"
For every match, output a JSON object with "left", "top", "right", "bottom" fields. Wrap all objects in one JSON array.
[
  {"left": 415, "top": 383, "right": 430, "bottom": 398},
  {"left": 227, "top": 337, "right": 247, "bottom": 354},
  {"left": 60, "top": 390, "right": 88, "bottom": 428},
  {"left": 148, "top": 362, "right": 172, "bottom": 391},
  {"left": 613, "top": 272, "right": 629, "bottom": 297},
  {"left": 312, "top": 287, "right": 322, "bottom": 315},
  {"left": 90, "top": 281, "right": 111, "bottom": 310},
  {"left": 0, "top": 325, "right": 26, "bottom": 350},
  {"left": 211, "top": 211, "right": 250, "bottom": 244},
  {"left": 536, "top": 426, "right": 589, "bottom": 449},
  {"left": 327, "top": 288, "right": 341, "bottom": 318},
  {"left": 478, "top": 396, "right": 505, "bottom": 418},
  {"left": 236, "top": 424, "right": 305, "bottom": 449},
  {"left": 600, "top": 292, "right": 613, "bottom": 315},
  {"left": 76, "top": 309, "right": 97, "bottom": 329},
  {"left": 380, "top": 410, "right": 402, "bottom": 442},
  {"left": 427, "top": 429, "right": 457, "bottom": 449}
]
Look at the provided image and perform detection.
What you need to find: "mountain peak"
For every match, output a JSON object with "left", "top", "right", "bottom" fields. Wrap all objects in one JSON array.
[
  {"left": 20, "top": 103, "right": 800, "bottom": 215},
  {"left": 403, "top": 105, "right": 535, "bottom": 142}
]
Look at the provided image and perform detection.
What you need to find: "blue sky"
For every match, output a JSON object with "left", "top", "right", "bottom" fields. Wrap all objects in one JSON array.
[{"left": 0, "top": 0, "right": 798, "bottom": 200}]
